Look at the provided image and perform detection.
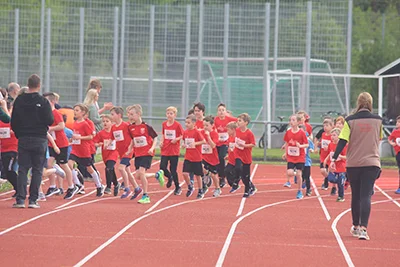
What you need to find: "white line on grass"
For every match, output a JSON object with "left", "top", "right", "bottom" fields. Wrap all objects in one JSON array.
[
  {"left": 310, "top": 176, "right": 331, "bottom": 221},
  {"left": 374, "top": 185, "right": 400, "bottom": 208},
  {"left": 236, "top": 164, "right": 258, "bottom": 217}
]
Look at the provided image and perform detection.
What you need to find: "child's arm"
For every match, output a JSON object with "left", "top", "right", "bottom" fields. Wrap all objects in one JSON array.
[
  {"left": 159, "top": 134, "right": 165, "bottom": 148},
  {"left": 205, "top": 131, "right": 216, "bottom": 148},
  {"left": 126, "top": 139, "right": 134, "bottom": 155},
  {"left": 148, "top": 137, "right": 157, "bottom": 154},
  {"left": 49, "top": 121, "right": 65, "bottom": 132},
  {"left": 281, "top": 142, "right": 287, "bottom": 150},
  {"left": 296, "top": 141, "right": 309, "bottom": 149},
  {"left": 194, "top": 139, "right": 206, "bottom": 146},
  {"left": 47, "top": 132, "right": 60, "bottom": 154},
  {"left": 73, "top": 134, "right": 93, "bottom": 141}
]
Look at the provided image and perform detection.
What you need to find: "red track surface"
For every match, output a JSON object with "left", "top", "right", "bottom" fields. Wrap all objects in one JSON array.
[{"left": 0, "top": 162, "right": 399, "bottom": 267}]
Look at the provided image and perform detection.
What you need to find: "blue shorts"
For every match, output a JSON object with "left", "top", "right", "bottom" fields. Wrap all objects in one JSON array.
[
  {"left": 327, "top": 172, "right": 346, "bottom": 184},
  {"left": 120, "top": 157, "right": 131, "bottom": 167}
]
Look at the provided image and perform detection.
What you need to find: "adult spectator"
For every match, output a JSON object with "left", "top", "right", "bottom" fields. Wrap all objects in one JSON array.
[
  {"left": 84, "top": 89, "right": 102, "bottom": 132},
  {"left": 331, "top": 92, "right": 382, "bottom": 241},
  {"left": 86, "top": 79, "right": 113, "bottom": 114},
  {"left": 7, "top": 82, "right": 20, "bottom": 105},
  {"left": 11, "top": 74, "right": 54, "bottom": 209},
  {"left": 0, "top": 88, "right": 10, "bottom": 123}
]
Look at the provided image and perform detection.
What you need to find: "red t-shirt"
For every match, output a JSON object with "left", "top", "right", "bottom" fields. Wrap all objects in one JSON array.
[
  {"left": 0, "top": 121, "right": 18, "bottom": 153},
  {"left": 93, "top": 129, "right": 119, "bottom": 163},
  {"left": 111, "top": 121, "right": 134, "bottom": 158},
  {"left": 227, "top": 135, "right": 236, "bottom": 166},
  {"left": 48, "top": 109, "right": 69, "bottom": 148},
  {"left": 326, "top": 142, "right": 347, "bottom": 173},
  {"left": 201, "top": 130, "right": 219, "bottom": 166},
  {"left": 128, "top": 122, "right": 158, "bottom": 157},
  {"left": 71, "top": 120, "right": 94, "bottom": 158},
  {"left": 195, "top": 120, "right": 204, "bottom": 132},
  {"left": 214, "top": 116, "right": 237, "bottom": 146},
  {"left": 305, "top": 122, "right": 312, "bottom": 136},
  {"left": 319, "top": 132, "right": 332, "bottom": 163},
  {"left": 234, "top": 128, "right": 255, "bottom": 164},
  {"left": 284, "top": 128, "right": 308, "bottom": 163},
  {"left": 161, "top": 120, "right": 183, "bottom": 156},
  {"left": 85, "top": 118, "right": 96, "bottom": 155},
  {"left": 183, "top": 128, "right": 204, "bottom": 162},
  {"left": 389, "top": 129, "right": 400, "bottom": 154}
]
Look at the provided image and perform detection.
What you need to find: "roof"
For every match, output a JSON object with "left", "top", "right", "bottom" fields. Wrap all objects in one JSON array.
[{"left": 375, "top": 58, "right": 400, "bottom": 76}]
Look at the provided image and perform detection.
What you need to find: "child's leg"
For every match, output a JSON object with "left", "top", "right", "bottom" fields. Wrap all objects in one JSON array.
[
  {"left": 234, "top": 159, "right": 243, "bottom": 188},
  {"left": 169, "top": 156, "right": 180, "bottom": 189},
  {"left": 59, "top": 163, "right": 73, "bottom": 188},
  {"left": 296, "top": 170, "right": 303, "bottom": 190},
  {"left": 195, "top": 174, "right": 202, "bottom": 190},
  {"left": 217, "top": 145, "right": 228, "bottom": 186},
  {"left": 224, "top": 164, "right": 235, "bottom": 187},
  {"left": 302, "top": 166, "right": 311, "bottom": 190},
  {"left": 320, "top": 163, "right": 328, "bottom": 189},
  {"left": 87, "top": 165, "right": 102, "bottom": 188},
  {"left": 127, "top": 166, "right": 140, "bottom": 188},
  {"left": 211, "top": 172, "right": 219, "bottom": 189},
  {"left": 136, "top": 167, "right": 148, "bottom": 194},
  {"left": 242, "top": 163, "right": 252, "bottom": 192},
  {"left": 160, "top": 156, "right": 172, "bottom": 182},
  {"left": 183, "top": 172, "right": 191, "bottom": 188},
  {"left": 118, "top": 158, "right": 131, "bottom": 189},
  {"left": 105, "top": 161, "right": 113, "bottom": 188},
  {"left": 47, "top": 157, "right": 57, "bottom": 187},
  {"left": 338, "top": 173, "right": 345, "bottom": 198},
  {"left": 396, "top": 152, "right": 400, "bottom": 191},
  {"left": 68, "top": 160, "right": 81, "bottom": 186}
]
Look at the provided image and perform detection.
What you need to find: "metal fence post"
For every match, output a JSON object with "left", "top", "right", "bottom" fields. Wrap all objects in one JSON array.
[
  {"left": 112, "top": 7, "right": 119, "bottom": 105},
  {"left": 223, "top": 3, "right": 229, "bottom": 106},
  {"left": 197, "top": 0, "right": 204, "bottom": 101},
  {"left": 148, "top": 5, "right": 155, "bottom": 122},
  {"left": 263, "top": 3, "right": 271, "bottom": 161},
  {"left": 78, "top": 8, "right": 84, "bottom": 102},
  {"left": 346, "top": 0, "right": 353, "bottom": 115},
  {"left": 14, "top": 9, "right": 19, "bottom": 83},
  {"left": 39, "top": 0, "right": 45, "bottom": 82},
  {"left": 182, "top": 5, "right": 191, "bottom": 118},
  {"left": 45, "top": 8, "right": 51, "bottom": 93},
  {"left": 118, "top": 0, "right": 126, "bottom": 106},
  {"left": 272, "top": 0, "right": 279, "bottom": 120},
  {"left": 304, "top": 1, "right": 312, "bottom": 112}
]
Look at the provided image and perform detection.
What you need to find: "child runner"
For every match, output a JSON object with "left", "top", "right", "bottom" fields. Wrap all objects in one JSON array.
[
  {"left": 214, "top": 103, "right": 237, "bottom": 188},
  {"left": 388, "top": 115, "right": 400, "bottom": 194},
  {"left": 159, "top": 106, "right": 184, "bottom": 195},
  {"left": 182, "top": 114, "right": 205, "bottom": 198},
  {"left": 319, "top": 117, "right": 334, "bottom": 192},
  {"left": 234, "top": 113, "right": 256, "bottom": 198},
  {"left": 126, "top": 104, "right": 164, "bottom": 204},
  {"left": 282, "top": 114, "right": 309, "bottom": 199},
  {"left": 297, "top": 110, "right": 313, "bottom": 139},
  {"left": 110, "top": 106, "right": 142, "bottom": 200},
  {"left": 202, "top": 115, "right": 222, "bottom": 197},
  {"left": 224, "top": 121, "right": 240, "bottom": 193},
  {"left": 94, "top": 114, "right": 120, "bottom": 196},
  {"left": 302, "top": 130, "right": 314, "bottom": 197},
  {"left": 69, "top": 104, "right": 104, "bottom": 197},
  {"left": 193, "top": 102, "right": 206, "bottom": 132},
  {"left": 324, "top": 128, "right": 347, "bottom": 201}
]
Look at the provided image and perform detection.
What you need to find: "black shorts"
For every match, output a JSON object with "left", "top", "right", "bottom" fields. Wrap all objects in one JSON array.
[
  {"left": 183, "top": 160, "right": 203, "bottom": 176},
  {"left": 320, "top": 162, "right": 328, "bottom": 169},
  {"left": 396, "top": 152, "right": 400, "bottom": 169},
  {"left": 69, "top": 154, "right": 93, "bottom": 167},
  {"left": 287, "top": 162, "right": 304, "bottom": 171},
  {"left": 202, "top": 160, "right": 218, "bottom": 174},
  {"left": 49, "top": 146, "right": 69, "bottom": 164},
  {"left": 134, "top": 156, "right": 152, "bottom": 170}
]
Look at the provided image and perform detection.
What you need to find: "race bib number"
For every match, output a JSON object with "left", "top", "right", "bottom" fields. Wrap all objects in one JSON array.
[
  {"left": 287, "top": 146, "right": 300, "bottom": 157},
  {"left": 229, "top": 142, "right": 235, "bottom": 152},
  {"left": 235, "top": 137, "right": 245, "bottom": 150},
  {"left": 164, "top": 129, "right": 176, "bottom": 140},
  {"left": 321, "top": 139, "right": 330, "bottom": 149},
  {"left": 50, "top": 130, "right": 56, "bottom": 140},
  {"left": 106, "top": 140, "right": 116, "bottom": 150},
  {"left": 185, "top": 138, "right": 195, "bottom": 148},
  {"left": 396, "top": 138, "right": 400, "bottom": 146},
  {"left": 0, "top": 128, "right": 10, "bottom": 139},
  {"left": 134, "top": 136, "right": 148, "bottom": 147},
  {"left": 113, "top": 130, "right": 124, "bottom": 142},
  {"left": 201, "top": 144, "right": 212, "bottom": 154},
  {"left": 218, "top": 132, "right": 229, "bottom": 142},
  {"left": 72, "top": 134, "right": 81, "bottom": 145}
]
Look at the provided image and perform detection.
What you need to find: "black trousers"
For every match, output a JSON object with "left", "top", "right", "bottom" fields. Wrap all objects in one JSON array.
[
  {"left": 217, "top": 145, "right": 228, "bottom": 178},
  {"left": 302, "top": 166, "right": 311, "bottom": 190},
  {"left": 1, "top": 151, "right": 18, "bottom": 190},
  {"left": 235, "top": 159, "right": 253, "bottom": 192},
  {"left": 105, "top": 160, "right": 118, "bottom": 188},
  {"left": 160, "top": 156, "right": 180, "bottom": 188},
  {"left": 347, "top": 166, "right": 381, "bottom": 228}
]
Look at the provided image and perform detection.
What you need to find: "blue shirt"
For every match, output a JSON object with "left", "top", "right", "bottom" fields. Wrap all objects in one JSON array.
[
  {"left": 305, "top": 136, "right": 314, "bottom": 167},
  {"left": 64, "top": 127, "right": 73, "bottom": 157}
]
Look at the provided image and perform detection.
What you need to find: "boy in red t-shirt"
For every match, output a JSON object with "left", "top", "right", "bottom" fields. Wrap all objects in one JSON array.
[
  {"left": 182, "top": 114, "right": 206, "bottom": 198},
  {"left": 388, "top": 115, "right": 400, "bottom": 194},
  {"left": 224, "top": 121, "right": 240, "bottom": 193},
  {"left": 68, "top": 104, "right": 104, "bottom": 197},
  {"left": 201, "top": 116, "right": 221, "bottom": 198},
  {"left": 160, "top": 106, "right": 183, "bottom": 195},
  {"left": 109, "top": 106, "right": 142, "bottom": 200},
  {"left": 126, "top": 104, "right": 164, "bottom": 204},
  {"left": 325, "top": 128, "right": 347, "bottom": 201},
  {"left": 282, "top": 114, "right": 309, "bottom": 199},
  {"left": 193, "top": 102, "right": 205, "bottom": 133},
  {"left": 234, "top": 113, "right": 256, "bottom": 198},
  {"left": 94, "top": 114, "right": 120, "bottom": 196},
  {"left": 318, "top": 118, "right": 334, "bottom": 192},
  {"left": 214, "top": 103, "right": 237, "bottom": 188}
]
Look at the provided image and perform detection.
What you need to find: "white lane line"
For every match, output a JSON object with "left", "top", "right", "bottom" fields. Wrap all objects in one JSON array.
[
  {"left": 375, "top": 185, "right": 400, "bottom": 208},
  {"left": 145, "top": 182, "right": 185, "bottom": 214},
  {"left": 310, "top": 176, "right": 331, "bottom": 221},
  {"left": 236, "top": 164, "right": 258, "bottom": 217}
]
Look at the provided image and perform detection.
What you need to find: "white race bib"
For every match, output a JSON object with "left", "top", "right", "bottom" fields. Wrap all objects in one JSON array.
[
  {"left": 201, "top": 144, "right": 212, "bottom": 154},
  {"left": 321, "top": 139, "right": 330, "bottom": 149},
  {"left": 329, "top": 151, "right": 335, "bottom": 161},
  {"left": 287, "top": 146, "right": 300, "bottom": 156},
  {"left": 134, "top": 136, "right": 147, "bottom": 147},
  {"left": 164, "top": 129, "right": 176, "bottom": 140},
  {"left": 396, "top": 138, "right": 400, "bottom": 146},
  {"left": 106, "top": 140, "right": 116, "bottom": 150},
  {"left": 229, "top": 142, "right": 235, "bottom": 152},
  {"left": 113, "top": 130, "right": 124, "bottom": 142},
  {"left": 50, "top": 130, "right": 56, "bottom": 140},
  {"left": 0, "top": 128, "right": 10, "bottom": 139},
  {"left": 72, "top": 134, "right": 81, "bottom": 145},
  {"left": 235, "top": 137, "right": 245, "bottom": 150},
  {"left": 218, "top": 132, "right": 229, "bottom": 142},
  {"left": 185, "top": 138, "right": 195, "bottom": 148}
]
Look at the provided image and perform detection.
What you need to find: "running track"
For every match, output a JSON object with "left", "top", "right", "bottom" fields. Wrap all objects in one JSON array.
[{"left": 0, "top": 161, "right": 399, "bottom": 267}]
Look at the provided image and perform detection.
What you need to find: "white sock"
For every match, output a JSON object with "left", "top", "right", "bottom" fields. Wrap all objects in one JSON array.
[
  {"left": 54, "top": 164, "right": 66, "bottom": 178},
  {"left": 91, "top": 171, "right": 101, "bottom": 188},
  {"left": 72, "top": 169, "right": 82, "bottom": 186}
]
